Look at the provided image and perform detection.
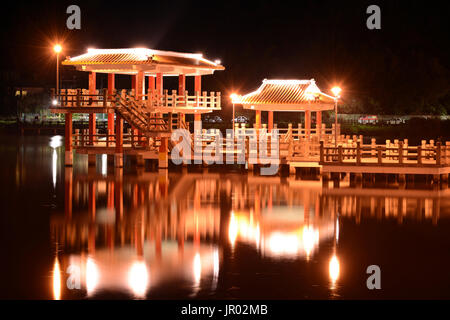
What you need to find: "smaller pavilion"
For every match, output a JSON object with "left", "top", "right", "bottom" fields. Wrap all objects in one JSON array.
[{"left": 234, "top": 79, "right": 335, "bottom": 135}]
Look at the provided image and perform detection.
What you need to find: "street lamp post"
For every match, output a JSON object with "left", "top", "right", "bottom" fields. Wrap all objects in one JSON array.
[
  {"left": 54, "top": 44, "right": 62, "bottom": 102},
  {"left": 230, "top": 93, "right": 239, "bottom": 134},
  {"left": 331, "top": 87, "right": 341, "bottom": 147}
]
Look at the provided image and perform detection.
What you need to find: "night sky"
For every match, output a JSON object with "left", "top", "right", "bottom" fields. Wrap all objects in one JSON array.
[{"left": 2, "top": 0, "right": 450, "bottom": 114}]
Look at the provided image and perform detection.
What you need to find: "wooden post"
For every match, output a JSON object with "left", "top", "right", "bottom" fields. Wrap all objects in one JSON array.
[
  {"left": 320, "top": 140, "right": 324, "bottom": 163},
  {"left": 178, "top": 74, "right": 186, "bottom": 123},
  {"left": 136, "top": 71, "right": 145, "bottom": 144},
  {"left": 255, "top": 110, "right": 261, "bottom": 130},
  {"left": 88, "top": 72, "right": 96, "bottom": 145},
  {"left": 316, "top": 111, "right": 322, "bottom": 138},
  {"left": 305, "top": 110, "right": 311, "bottom": 139},
  {"left": 268, "top": 111, "right": 274, "bottom": 132},
  {"left": 194, "top": 75, "right": 201, "bottom": 123},
  {"left": 65, "top": 113, "right": 73, "bottom": 166},
  {"left": 107, "top": 74, "right": 115, "bottom": 144},
  {"left": 159, "top": 137, "right": 169, "bottom": 169},
  {"left": 436, "top": 141, "right": 441, "bottom": 165},
  {"left": 356, "top": 141, "right": 361, "bottom": 164},
  {"left": 398, "top": 141, "right": 403, "bottom": 164},
  {"left": 115, "top": 113, "right": 124, "bottom": 168},
  {"left": 377, "top": 146, "right": 382, "bottom": 164}
]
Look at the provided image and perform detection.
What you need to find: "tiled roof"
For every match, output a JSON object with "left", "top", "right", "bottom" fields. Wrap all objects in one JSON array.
[
  {"left": 238, "top": 79, "right": 335, "bottom": 106},
  {"left": 62, "top": 48, "right": 224, "bottom": 70}
]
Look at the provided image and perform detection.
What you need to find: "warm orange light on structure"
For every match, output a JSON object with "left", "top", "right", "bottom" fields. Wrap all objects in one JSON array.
[
  {"left": 54, "top": 44, "right": 62, "bottom": 53},
  {"left": 331, "top": 86, "right": 342, "bottom": 97}
]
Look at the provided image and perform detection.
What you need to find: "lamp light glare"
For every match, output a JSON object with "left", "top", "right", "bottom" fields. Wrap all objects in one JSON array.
[
  {"left": 331, "top": 86, "right": 342, "bottom": 97},
  {"left": 54, "top": 44, "right": 62, "bottom": 53}
]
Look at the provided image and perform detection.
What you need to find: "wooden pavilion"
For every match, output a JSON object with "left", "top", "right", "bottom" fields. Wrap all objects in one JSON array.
[
  {"left": 235, "top": 79, "right": 335, "bottom": 134},
  {"left": 51, "top": 48, "right": 224, "bottom": 168}
]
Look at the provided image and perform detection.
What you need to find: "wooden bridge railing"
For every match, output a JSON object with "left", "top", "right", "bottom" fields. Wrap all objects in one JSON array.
[
  {"left": 320, "top": 140, "right": 450, "bottom": 166},
  {"left": 73, "top": 129, "right": 150, "bottom": 149},
  {"left": 53, "top": 89, "right": 110, "bottom": 107},
  {"left": 52, "top": 88, "right": 221, "bottom": 111}
]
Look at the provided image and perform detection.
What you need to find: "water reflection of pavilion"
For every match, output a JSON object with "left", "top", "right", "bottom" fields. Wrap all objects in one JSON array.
[{"left": 51, "top": 169, "right": 448, "bottom": 299}]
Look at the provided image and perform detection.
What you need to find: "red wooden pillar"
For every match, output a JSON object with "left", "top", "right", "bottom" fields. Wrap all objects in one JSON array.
[
  {"left": 65, "top": 113, "right": 73, "bottom": 166},
  {"left": 194, "top": 75, "right": 201, "bottom": 122},
  {"left": 305, "top": 110, "right": 311, "bottom": 139},
  {"left": 148, "top": 76, "right": 155, "bottom": 94},
  {"left": 159, "top": 137, "right": 169, "bottom": 169},
  {"left": 115, "top": 114, "right": 124, "bottom": 167},
  {"left": 131, "top": 74, "right": 140, "bottom": 144},
  {"left": 107, "top": 74, "right": 115, "bottom": 140},
  {"left": 268, "top": 111, "right": 274, "bottom": 132},
  {"left": 136, "top": 71, "right": 145, "bottom": 144},
  {"left": 178, "top": 74, "right": 186, "bottom": 124},
  {"left": 255, "top": 110, "right": 261, "bottom": 129},
  {"left": 88, "top": 72, "right": 96, "bottom": 145},
  {"left": 156, "top": 73, "right": 163, "bottom": 94},
  {"left": 316, "top": 111, "right": 322, "bottom": 138}
]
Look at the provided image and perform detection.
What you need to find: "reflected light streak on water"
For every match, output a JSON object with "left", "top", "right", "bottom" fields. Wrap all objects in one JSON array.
[
  {"left": 50, "top": 136, "right": 62, "bottom": 189},
  {"left": 193, "top": 253, "right": 202, "bottom": 288},
  {"left": 101, "top": 154, "right": 107, "bottom": 176},
  {"left": 52, "top": 149, "right": 57, "bottom": 188},
  {"left": 329, "top": 254, "right": 340, "bottom": 290},
  {"left": 52, "top": 257, "right": 61, "bottom": 300},
  {"left": 128, "top": 260, "right": 149, "bottom": 299},
  {"left": 211, "top": 249, "right": 219, "bottom": 291},
  {"left": 86, "top": 257, "right": 99, "bottom": 297}
]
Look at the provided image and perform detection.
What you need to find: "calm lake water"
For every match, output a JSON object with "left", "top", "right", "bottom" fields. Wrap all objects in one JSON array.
[{"left": 1, "top": 134, "right": 450, "bottom": 300}]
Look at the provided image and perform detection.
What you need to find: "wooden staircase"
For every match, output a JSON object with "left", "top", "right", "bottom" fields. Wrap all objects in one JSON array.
[{"left": 113, "top": 90, "right": 172, "bottom": 137}]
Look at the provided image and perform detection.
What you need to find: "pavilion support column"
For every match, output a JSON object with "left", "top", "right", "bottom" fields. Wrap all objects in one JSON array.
[
  {"left": 178, "top": 74, "right": 186, "bottom": 125},
  {"left": 115, "top": 113, "right": 124, "bottom": 168},
  {"left": 131, "top": 74, "right": 140, "bottom": 145},
  {"left": 268, "top": 111, "right": 274, "bottom": 132},
  {"left": 156, "top": 73, "right": 163, "bottom": 94},
  {"left": 316, "top": 111, "right": 322, "bottom": 139},
  {"left": 107, "top": 73, "right": 115, "bottom": 143},
  {"left": 194, "top": 75, "right": 202, "bottom": 123},
  {"left": 136, "top": 71, "right": 145, "bottom": 145},
  {"left": 64, "top": 113, "right": 73, "bottom": 166},
  {"left": 88, "top": 72, "right": 96, "bottom": 145},
  {"left": 255, "top": 110, "right": 261, "bottom": 130},
  {"left": 156, "top": 73, "right": 164, "bottom": 138},
  {"left": 305, "top": 110, "right": 311, "bottom": 140},
  {"left": 88, "top": 72, "right": 97, "bottom": 166},
  {"left": 159, "top": 137, "right": 169, "bottom": 169}
]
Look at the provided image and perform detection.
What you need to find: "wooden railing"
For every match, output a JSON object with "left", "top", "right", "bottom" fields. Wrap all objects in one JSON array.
[
  {"left": 53, "top": 89, "right": 110, "bottom": 107},
  {"left": 52, "top": 88, "right": 221, "bottom": 111},
  {"left": 134, "top": 89, "right": 221, "bottom": 110},
  {"left": 72, "top": 129, "right": 153, "bottom": 149},
  {"left": 320, "top": 140, "right": 450, "bottom": 166}
]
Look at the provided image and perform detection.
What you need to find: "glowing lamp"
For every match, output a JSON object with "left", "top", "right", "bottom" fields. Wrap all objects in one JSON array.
[
  {"left": 331, "top": 86, "right": 342, "bottom": 97},
  {"left": 230, "top": 93, "right": 239, "bottom": 103},
  {"left": 53, "top": 44, "right": 62, "bottom": 53}
]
